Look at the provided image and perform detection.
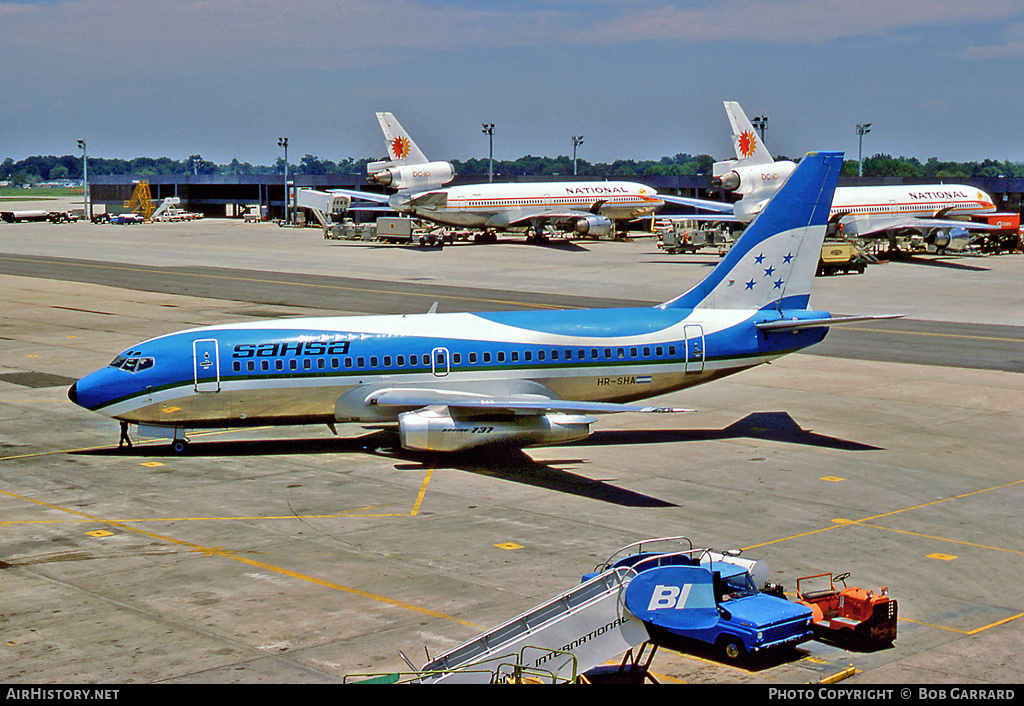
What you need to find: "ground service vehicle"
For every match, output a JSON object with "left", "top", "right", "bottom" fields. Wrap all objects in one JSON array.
[
  {"left": 795, "top": 572, "right": 898, "bottom": 650},
  {"left": 817, "top": 241, "right": 868, "bottom": 275},
  {"left": 586, "top": 539, "right": 814, "bottom": 662}
]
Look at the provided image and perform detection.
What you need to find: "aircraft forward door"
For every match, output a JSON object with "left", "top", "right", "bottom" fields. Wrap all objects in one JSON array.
[
  {"left": 431, "top": 347, "right": 450, "bottom": 377},
  {"left": 683, "top": 324, "right": 705, "bottom": 373},
  {"left": 193, "top": 338, "right": 220, "bottom": 392}
]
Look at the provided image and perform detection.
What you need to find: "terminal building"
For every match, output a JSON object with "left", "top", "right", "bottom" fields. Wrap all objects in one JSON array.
[{"left": 90, "top": 172, "right": 1024, "bottom": 223}]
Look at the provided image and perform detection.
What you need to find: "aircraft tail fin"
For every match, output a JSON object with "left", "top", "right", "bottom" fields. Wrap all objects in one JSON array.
[
  {"left": 376, "top": 112, "right": 428, "bottom": 165},
  {"left": 660, "top": 151, "right": 842, "bottom": 312},
  {"left": 723, "top": 101, "right": 773, "bottom": 165}
]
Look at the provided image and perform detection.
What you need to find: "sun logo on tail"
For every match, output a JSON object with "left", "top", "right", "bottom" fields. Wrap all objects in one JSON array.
[
  {"left": 390, "top": 136, "right": 411, "bottom": 160},
  {"left": 737, "top": 130, "right": 757, "bottom": 159}
]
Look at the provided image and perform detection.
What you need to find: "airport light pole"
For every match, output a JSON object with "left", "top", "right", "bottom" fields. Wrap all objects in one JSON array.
[
  {"left": 572, "top": 135, "right": 584, "bottom": 176},
  {"left": 278, "top": 137, "right": 289, "bottom": 223},
  {"left": 77, "top": 139, "right": 90, "bottom": 220},
  {"left": 751, "top": 115, "right": 768, "bottom": 143},
  {"left": 482, "top": 123, "right": 494, "bottom": 183},
  {"left": 856, "top": 123, "right": 871, "bottom": 177}
]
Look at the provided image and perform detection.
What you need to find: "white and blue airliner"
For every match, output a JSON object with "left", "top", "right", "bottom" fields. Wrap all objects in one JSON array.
[{"left": 69, "top": 152, "right": 890, "bottom": 453}]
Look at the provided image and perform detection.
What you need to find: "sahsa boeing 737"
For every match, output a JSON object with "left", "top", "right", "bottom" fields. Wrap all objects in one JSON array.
[{"left": 69, "top": 151, "right": 894, "bottom": 454}]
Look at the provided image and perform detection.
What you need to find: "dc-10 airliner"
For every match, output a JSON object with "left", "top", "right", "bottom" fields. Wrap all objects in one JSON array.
[
  {"left": 327, "top": 113, "right": 722, "bottom": 241},
  {"left": 69, "top": 151, "right": 892, "bottom": 453},
  {"left": 706, "top": 101, "right": 996, "bottom": 243}
]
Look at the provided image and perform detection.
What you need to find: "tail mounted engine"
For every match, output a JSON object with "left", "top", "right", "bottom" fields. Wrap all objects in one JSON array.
[
  {"left": 398, "top": 408, "right": 594, "bottom": 452},
  {"left": 367, "top": 161, "right": 455, "bottom": 191},
  {"left": 711, "top": 161, "right": 797, "bottom": 196}
]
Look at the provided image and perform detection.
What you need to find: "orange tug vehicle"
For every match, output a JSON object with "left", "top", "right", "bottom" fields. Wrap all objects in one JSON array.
[{"left": 794, "top": 573, "right": 898, "bottom": 650}]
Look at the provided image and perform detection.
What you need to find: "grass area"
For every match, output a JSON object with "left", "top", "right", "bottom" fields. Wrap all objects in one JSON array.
[{"left": 0, "top": 187, "right": 81, "bottom": 199}]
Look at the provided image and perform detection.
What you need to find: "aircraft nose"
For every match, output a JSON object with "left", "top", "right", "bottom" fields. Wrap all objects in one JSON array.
[{"left": 68, "top": 382, "right": 78, "bottom": 405}]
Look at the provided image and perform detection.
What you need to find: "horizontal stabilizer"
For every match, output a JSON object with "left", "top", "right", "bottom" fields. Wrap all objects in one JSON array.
[{"left": 756, "top": 314, "right": 903, "bottom": 332}]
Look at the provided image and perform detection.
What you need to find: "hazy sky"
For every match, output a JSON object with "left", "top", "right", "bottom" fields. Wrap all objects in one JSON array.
[{"left": 3, "top": 0, "right": 1022, "bottom": 166}]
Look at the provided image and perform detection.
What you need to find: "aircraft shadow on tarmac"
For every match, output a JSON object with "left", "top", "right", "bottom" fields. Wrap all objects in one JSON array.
[
  {"left": 577, "top": 411, "right": 882, "bottom": 452},
  {"left": 77, "top": 432, "right": 675, "bottom": 508},
  {"left": 324, "top": 239, "right": 591, "bottom": 252},
  {"left": 888, "top": 254, "right": 990, "bottom": 272},
  {"left": 642, "top": 258, "right": 719, "bottom": 268},
  {"left": 74, "top": 412, "right": 876, "bottom": 507}
]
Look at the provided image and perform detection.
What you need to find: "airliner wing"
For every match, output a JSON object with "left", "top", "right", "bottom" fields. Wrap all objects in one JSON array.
[
  {"left": 658, "top": 194, "right": 735, "bottom": 213},
  {"left": 500, "top": 208, "right": 607, "bottom": 228},
  {"left": 655, "top": 213, "right": 740, "bottom": 223},
  {"left": 839, "top": 214, "right": 997, "bottom": 237},
  {"left": 326, "top": 188, "right": 391, "bottom": 204},
  {"left": 366, "top": 388, "right": 693, "bottom": 414}
]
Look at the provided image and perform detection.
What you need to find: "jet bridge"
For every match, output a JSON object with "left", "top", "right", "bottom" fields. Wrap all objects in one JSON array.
[{"left": 296, "top": 188, "right": 352, "bottom": 231}]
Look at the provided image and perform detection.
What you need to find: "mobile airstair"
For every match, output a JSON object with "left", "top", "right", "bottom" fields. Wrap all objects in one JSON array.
[{"left": 416, "top": 564, "right": 650, "bottom": 683}]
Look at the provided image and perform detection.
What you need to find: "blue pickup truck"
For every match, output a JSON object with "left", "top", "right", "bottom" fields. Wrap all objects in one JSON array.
[{"left": 586, "top": 539, "right": 813, "bottom": 661}]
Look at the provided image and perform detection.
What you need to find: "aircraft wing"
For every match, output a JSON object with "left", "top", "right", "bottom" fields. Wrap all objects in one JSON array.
[
  {"left": 497, "top": 207, "right": 610, "bottom": 228},
  {"left": 325, "top": 188, "right": 392, "bottom": 204},
  {"left": 366, "top": 388, "right": 694, "bottom": 415},
  {"left": 839, "top": 214, "right": 997, "bottom": 237},
  {"left": 654, "top": 213, "right": 740, "bottom": 223},
  {"left": 657, "top": 194, "right": 735, "bottom": 213}
]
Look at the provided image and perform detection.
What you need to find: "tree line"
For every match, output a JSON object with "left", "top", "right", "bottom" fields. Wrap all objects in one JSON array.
[{"left": 3, "top": 152, "right": 1022, "bottom": 185}]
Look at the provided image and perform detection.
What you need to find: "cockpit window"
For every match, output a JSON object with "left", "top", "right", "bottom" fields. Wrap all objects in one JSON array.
[{"left": 109, "top": 355, "right": 155, "bottom": 373}]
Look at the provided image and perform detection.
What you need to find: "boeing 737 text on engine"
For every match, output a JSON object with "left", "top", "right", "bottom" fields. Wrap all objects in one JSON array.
[{"left": 69, "top": 152, "right": 895, "bottom": 454}]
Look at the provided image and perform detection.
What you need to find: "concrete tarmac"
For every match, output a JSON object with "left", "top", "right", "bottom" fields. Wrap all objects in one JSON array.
[{"left": 1, "top": 217, "right": 1022, "bottom": 685}]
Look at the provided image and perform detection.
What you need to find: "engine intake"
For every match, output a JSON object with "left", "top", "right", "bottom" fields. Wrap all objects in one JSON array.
[
  {"left": 711, "top": 162, "right": 796, "bottom": 195},
  {"left": 368, "top": 161, "right": 455, "bottom": 191},
  {"left": 573, "top": 214, "right": 613, "bottom": 238}
]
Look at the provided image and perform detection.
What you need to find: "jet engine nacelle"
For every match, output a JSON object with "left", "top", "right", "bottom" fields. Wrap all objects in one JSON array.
[
  {"left": 398, "top": 409, "right": 594, "bottom": 452},
  {"left": 928, "top": 226, "right": 972, "bottom": 251},
  {"left": 573, "top": 214, "right": 613, "bottom": 238},
  {"left": 368, "top": 161, "right": 455, "bottom": 191},
  {"left": 711, "top": 161, "right": 797, "bottom": 196}
]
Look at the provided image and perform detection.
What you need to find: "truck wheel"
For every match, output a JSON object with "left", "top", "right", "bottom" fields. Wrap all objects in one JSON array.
[{"left": 717, "top": 636, "right": 746, "bottom": 661}]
